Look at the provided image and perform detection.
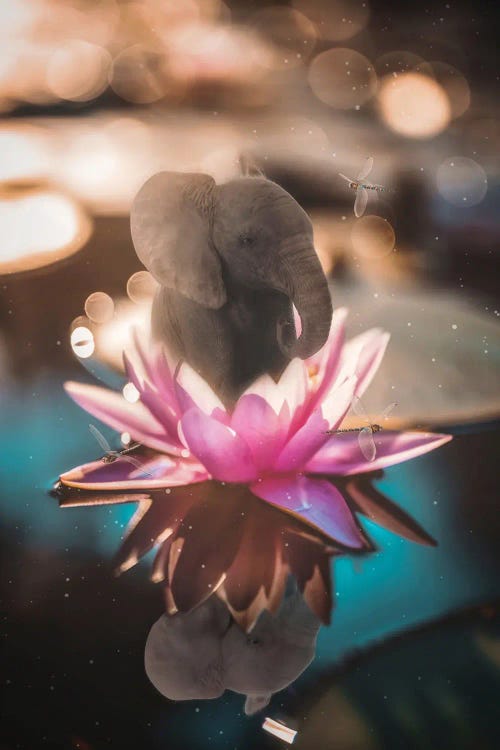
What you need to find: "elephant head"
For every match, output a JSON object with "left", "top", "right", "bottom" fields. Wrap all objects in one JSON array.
[
  {"left": 130, "top": 170, "right": 332, "bottom": 363},
  {"left": 144, "top": 584, "right": 321, "bottom": 715}
]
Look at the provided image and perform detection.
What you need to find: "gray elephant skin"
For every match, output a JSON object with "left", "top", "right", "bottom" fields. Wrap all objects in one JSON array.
[
  {"left": 144, "top": 589, "right": 321, "bottom": 715},
  {"left": 131, "top": 171, "right": 333, "bottom": 402}
]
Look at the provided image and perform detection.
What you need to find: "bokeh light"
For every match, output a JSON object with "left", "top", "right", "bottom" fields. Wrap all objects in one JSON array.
[
  {"left": 375, "top": 50, "right": 424, "bottom": 77},
  {"left": 122, "top": 382, "right": 140, "bottom": 403},
  {"left": 351, "top": 215, "right": 396, "bottom": 259},
  {"left": 437, "top": 157, "right": 488, "bottom": 207},
  {"left": 126, "top": 271, "right": 159, "bottom": 304},
  {"left": 312, "top": 212, "right": 354, "bottom": 275},
  {"left": 94, "top": 300, "right": 150, "bottom": 371},
  {"left": 121, "top": 432, "right": 131, "bottom": 446},
  {"left": 0, "top": 126, "right": 50, "bottom": 183},
  {"left": 414, "top": 61, "right": 470, "bottom": 119},
  {"left": 249, "top": 6, "right": 317, "bottom": 70},
  {"left": 109, "top": 44, "right": 171, "bottom": 104},
  {"left": 0, "top": 188, "right": 91, "bottom": 274},
  {"left": 293, "top": 0, "right": 370, "bottom": 42},
  {"left": 70, "top": 325, "right": 95, "bottom": 359},
  {"left": 84, "top": 292, "right": 115, "bottom": 324},
  {"left": 308, "top": 48, "right": 377, "bottom": 110},
  {"left": 46, "top": 40, "right": 111, "bottom": 102},
  {"left": 377, "top": 72, "right": 450, "bottom": 138}
]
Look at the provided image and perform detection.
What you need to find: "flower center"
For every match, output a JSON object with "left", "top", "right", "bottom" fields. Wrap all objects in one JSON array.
[{"left": 307, "top": 363, "right": 320, "bottom": 386}]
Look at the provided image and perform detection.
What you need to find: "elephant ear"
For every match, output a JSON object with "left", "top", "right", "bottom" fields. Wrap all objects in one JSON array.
[
  {"left": 130, "top": 171, "right": 226, "bottom": 309},
  {"left": 244, "top": 693, "right": 271, "bottom": 715}
]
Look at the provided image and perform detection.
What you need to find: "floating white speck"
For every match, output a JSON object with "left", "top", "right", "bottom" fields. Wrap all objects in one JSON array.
[{"left": 262, "top": 718, "right": 297, "bottom": 744}]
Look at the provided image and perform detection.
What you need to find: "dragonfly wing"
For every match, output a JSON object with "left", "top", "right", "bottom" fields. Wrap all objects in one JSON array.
[
  {"left": 358, "top": 427, "right": 376, "bottom": 462},
  {"left": 89, "top": 424, "right": 111, "bottom": 453},
  {"left": 381, "top": 401, "right": 398, "bottom": 420},
  {"left": 121, "top": 455, "right": 152, "bottom": 477},
  {"left": 354, "top": 187, "right": 368, "bottom": 217},
  {"left": 357, "top": 156, "right": 374, "bottom": 181},
  {"left": 338, "top": 173, "right": 353, "bottom": 183},
  {"left": 351, "top": 395, "right": 369, "bottom": 421}
]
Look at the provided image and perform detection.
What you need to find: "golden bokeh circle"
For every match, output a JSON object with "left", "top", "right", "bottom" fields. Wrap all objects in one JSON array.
[
  {"left": 309, "top": 48, "right": 377, "bottom": 109},
  {"left": 351, "top": 215, "right": 396, "bottom": 259}
]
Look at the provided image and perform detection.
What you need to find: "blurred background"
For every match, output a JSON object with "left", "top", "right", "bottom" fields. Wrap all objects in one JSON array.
[{"left": 0, "top": 1, "right": 499, "bottom": 749}]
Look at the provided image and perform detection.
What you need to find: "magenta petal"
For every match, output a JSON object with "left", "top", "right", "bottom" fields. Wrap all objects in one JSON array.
[
  {"left": 306, "top": 430, "right": 452, "bottom": 475},
  {"left": 60, "top": 454, "right": 208, "bottom": 491},
  {"left": 251, "top": 475, "right": 365, "bottom": 549},
  {"left": 64, "top": 381, "right": 179, "bottom": 454},
  {"left": 274, "top": 375, "right": 357, "bottom": 472},
  {"left": 231, "top": 393, "right": 289, "bottom": 471},
  {"left": 181, "top": 408, "right": 257, "bottom": 482}
]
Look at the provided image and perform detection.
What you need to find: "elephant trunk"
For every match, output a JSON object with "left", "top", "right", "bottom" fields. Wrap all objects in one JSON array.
[{"left": 275, "top": 234, "right": 332, "bottom": 360}]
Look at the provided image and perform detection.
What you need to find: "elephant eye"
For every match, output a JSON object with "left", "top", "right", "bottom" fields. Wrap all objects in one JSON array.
[
  {"left": 239, "top": 233, "right": 255, "bottom": 246},
  {"left": 247, "top": 636, "right": 261, "bottom": 646}
]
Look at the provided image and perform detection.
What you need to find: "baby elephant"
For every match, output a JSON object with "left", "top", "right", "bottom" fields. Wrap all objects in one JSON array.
[{"left": 130, "top": 169, "right": 332, "bottom": 402}]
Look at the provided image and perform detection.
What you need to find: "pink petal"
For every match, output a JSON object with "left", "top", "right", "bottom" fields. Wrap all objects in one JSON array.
[
  {"left": 60, "top": 454, "right": 208, "bottom": 491},
  {"left": 306, "top": 307, "right": 348, "bottom": 375},
  {"left": 274, "top": 375, "right": 357, "bottom": 472},
  {"left": 306, "top": 430, "right": 452, "bottom": 475},
  {"left": 231, "top": 393, "right": 289, "bottom": 472},
  {"left": 175, "top": 362, "right": 228, "bottom": 421},
  {"left": 335, "top": 329, "right": 390, "bottom": 397},
  {"left": 64, "top": 381, "right": 180, "bottom": 455},
  {"left": 140, "top": 382, "right": 182, "bottom": 441},
  {"left": 180, "top": 408, "right": 257, "bottom": 482},
  {"left": 251, "top": 475, "right": 365, "bottom": 549},
  {"left": 305, "top": 308, "right": 348, "bottom": 408},
  {"left": 123, "top": 349, "right": 181, "bottom": 442}
]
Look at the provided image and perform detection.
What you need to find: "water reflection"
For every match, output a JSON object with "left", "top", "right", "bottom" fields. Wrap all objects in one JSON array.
[{"left": 145, "top": 581, "right": 320, "bottom": 716}]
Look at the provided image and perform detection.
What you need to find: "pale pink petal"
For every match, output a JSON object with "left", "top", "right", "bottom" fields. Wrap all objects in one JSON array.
[
  {"left": 305, "top": 307, "right": 348, "bottom": 373},
  {"left": 274, "top": 376, "right": 357, "bottom": 472},
  {"left": 238, "top": 373, "right": 286, "bottom": 416},
  {"left": 231, "top": 393, "right": 289, "bottom": 472},
  {"left": 251, "top": 475, "right": 365, "bottom": 549},
  {"left": 60, "top": 454, "right": 208, "bottom": 491},
  {"left": 293, "top": 304, "right": 302, "bottom": 337},
  {"left": 334, "top": 329, "right": 390, "bottom": 397},
  {"left": 306, "top": 430, "right": 452, "bottom": 475},
  {"left": 64, "top": 381, "right": 180, "bottom": 455},
  {"left": 306, "top": 308, "right": 348, "bottom": 410},
  {"left": 180, "top": 408, "right": 257, "bottom": 482},
  {"left": 175, "top": 362, "right": 228, "bottom": 421},
  {"left": 289, "top": 308, "right": 348, "bottom": 433},
  {"left": 277, "top": 358, "right": 309, "bottom": 419}
]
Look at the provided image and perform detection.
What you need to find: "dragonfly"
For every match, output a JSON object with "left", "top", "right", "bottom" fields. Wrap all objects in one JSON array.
[
  {"left": 339, "top": 157, "right": 386, "bottom": 217},
  {"left": 89, "top": 424, "right": 152, "bottom": 476},
  {"left": 326, "top": 396, "right": 397, "bottom": 462}
]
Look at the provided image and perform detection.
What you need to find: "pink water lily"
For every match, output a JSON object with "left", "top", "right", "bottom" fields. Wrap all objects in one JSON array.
[{"left": 59, "top": 308, "right": 451, "bottom": 625}]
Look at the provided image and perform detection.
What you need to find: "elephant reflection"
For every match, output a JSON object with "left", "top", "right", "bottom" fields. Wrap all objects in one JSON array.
[
  {"left": 144, "top": 583, "right": 321, "bottom": 715},
  {"left": 131, "top": 169, "right": 332, "bottom": 402}
]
